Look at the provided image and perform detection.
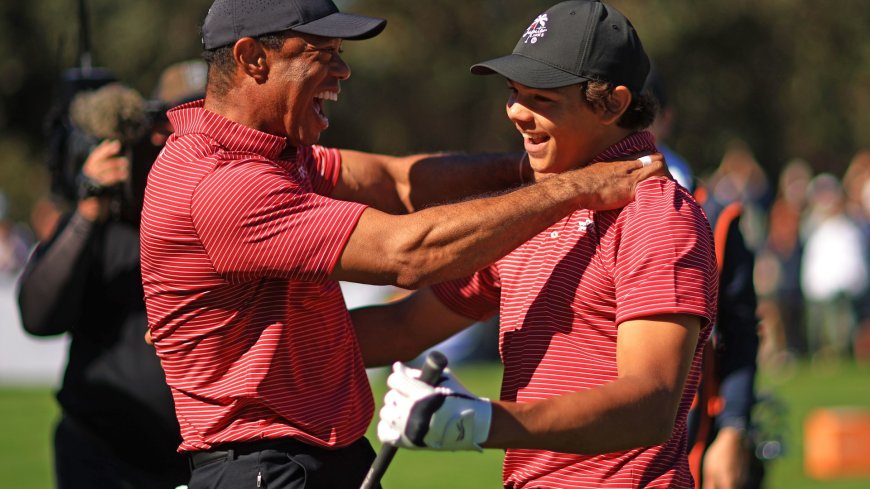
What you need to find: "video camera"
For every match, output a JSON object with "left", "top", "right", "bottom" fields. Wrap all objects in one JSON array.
[
  {"left": 44, "top": 2, "right": 206, "bottom": 209},
  {"left": 43, "top": 0, "right": 162, "bottom": 205}
]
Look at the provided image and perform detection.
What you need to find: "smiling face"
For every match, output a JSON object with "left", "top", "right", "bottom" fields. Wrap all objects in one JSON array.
[
  {"left": 261, "top": 33, "right": 349, "bottom": 146},
  {"left": 506, "top": 80, "right": 613, "bottom": 176}
]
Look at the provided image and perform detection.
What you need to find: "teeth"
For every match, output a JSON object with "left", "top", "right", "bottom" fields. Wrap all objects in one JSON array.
[
  {"left": 314, "top": 91, "right": 338, "bottom": 102},
  {"left": 523, "top": 133, "right": 548, "bottom": 144}
]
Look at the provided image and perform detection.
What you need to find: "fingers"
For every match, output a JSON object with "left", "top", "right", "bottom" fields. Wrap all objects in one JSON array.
[
  {"left": 387, "top": 362, "right": 435, "bottom": 398},
  {"left": 634, "top": 153, "right": 669, "bottom": 179},
  {"left": 379, "top": 372, "right": 420, "bottom": 447},
  {"left": 377, "top": 394, "right": 402, "bottom": 444},
  {"left": 82, "top": 139, "right": 130, "bottom": 186},
  {"left": 634, "top": 153, "right": 664, "bottom": 170},
  {"left": 393, "top": 361, "right": 422, "bottom": 380}
]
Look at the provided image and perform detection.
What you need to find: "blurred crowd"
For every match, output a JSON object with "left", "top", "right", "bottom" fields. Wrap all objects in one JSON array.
[
  {"left": 702, "top": 144, "right": 870, "bottom": 368},
  {"left": 0, "top": 192, "right": 33, "bottom": 278}
]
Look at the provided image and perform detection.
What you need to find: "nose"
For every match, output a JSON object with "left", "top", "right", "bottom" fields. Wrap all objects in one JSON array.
[
  {"left": 331, "top": 55, "right": 351, "bottom": 80},
  {"left": 506, "top": 97, "right": 532, "bottom": 124}
]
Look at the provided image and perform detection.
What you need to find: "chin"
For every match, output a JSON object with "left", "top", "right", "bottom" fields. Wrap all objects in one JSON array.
[{"left": 529, "top": 158, "right": 557, "bottom": 174}]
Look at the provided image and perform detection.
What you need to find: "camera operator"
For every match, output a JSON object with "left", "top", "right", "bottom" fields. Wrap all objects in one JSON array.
[{"left": 17, "top": 67, "right": 204, "bottom": 488}]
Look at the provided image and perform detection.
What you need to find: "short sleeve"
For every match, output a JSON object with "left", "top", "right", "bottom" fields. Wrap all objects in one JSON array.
[
  {"left": 191, "top": 158, "right": 367, "bottom": 283},
  {"left": 432, "top": 265, "right": 501, "bottom": 321},
  {"left": 608, "top": 179, "right": 718, "bottom": 327}
]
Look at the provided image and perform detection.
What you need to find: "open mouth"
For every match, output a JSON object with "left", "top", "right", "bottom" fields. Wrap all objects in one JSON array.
[
  {"left": 313, "top": 90, "right": 338, "bottom": 126},
  {"left": 523, "top": 132, "right": 550, "bottom": 155}
]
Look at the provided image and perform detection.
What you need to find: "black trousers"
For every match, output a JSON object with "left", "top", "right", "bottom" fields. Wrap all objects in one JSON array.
[{"left": 187, "top": 437, "right": 381, "bottom": 489}]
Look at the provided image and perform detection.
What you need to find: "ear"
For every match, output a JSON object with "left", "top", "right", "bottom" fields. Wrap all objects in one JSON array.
[
  {"left": 232, "top": 37, "right": 269, "bottom": 83},
  {"left": 598, "top": 85, "right": 632, "bottom": 126}
]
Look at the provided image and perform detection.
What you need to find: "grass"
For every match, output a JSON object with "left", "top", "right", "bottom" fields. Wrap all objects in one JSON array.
[
  {"left": 0, "top": 389, "right": 58, "bottom": 488},
  {"left": 756, "top": 359, "right": 870, "bottom": 489},
  {"left": 1, "top": 360, "right": 867, "bottom": 488}
]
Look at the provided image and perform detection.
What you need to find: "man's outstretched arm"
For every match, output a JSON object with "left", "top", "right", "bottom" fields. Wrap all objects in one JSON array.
[
  {"left": 332, "top": 155, "right": 667, "bottom": 288},
  {"left": 333, "top": 150, "right": 531, "bottom": 214}
]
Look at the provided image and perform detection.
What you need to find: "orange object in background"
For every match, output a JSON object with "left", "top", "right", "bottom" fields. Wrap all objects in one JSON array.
[{"left": 804, "top": 407, "right": 870, "bottom": 479}]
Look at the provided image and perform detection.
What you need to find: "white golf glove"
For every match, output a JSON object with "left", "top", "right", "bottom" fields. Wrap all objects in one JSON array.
[{"left": 377, "top": 362, "right": 492, "bottom": 451}]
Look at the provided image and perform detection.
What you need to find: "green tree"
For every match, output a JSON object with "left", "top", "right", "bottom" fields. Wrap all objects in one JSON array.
[{"left": 1, "top": 0, "right": 867, "bottom": 224}]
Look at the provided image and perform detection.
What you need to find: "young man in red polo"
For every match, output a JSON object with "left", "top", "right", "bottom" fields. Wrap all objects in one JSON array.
[{"left": 364, "top": 1, "right": 719, "bottom": 487}]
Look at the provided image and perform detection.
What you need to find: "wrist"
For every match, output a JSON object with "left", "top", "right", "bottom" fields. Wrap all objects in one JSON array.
[
  {"left": 76, "top": 172, "right": 107, "bottom": 201},
  {"left": 472, "top": 397, "right": 493, "bottom": 449}
]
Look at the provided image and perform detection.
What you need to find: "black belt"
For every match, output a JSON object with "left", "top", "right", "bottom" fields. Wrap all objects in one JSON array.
[{"left": 188, "top": 438, "right": 314, "bottom": 470}]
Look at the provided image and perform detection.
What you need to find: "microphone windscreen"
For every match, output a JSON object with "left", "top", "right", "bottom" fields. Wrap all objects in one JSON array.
[{"left": 70, "top": 83, "right": 148, "bottom": 143}]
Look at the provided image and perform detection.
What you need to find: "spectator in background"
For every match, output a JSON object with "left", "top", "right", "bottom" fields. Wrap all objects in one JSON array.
[
  {"left": 842, "top": 149, "right": 870, "bottom": 230},
  {"left": 755, "top": 159, "right": 812, "bottom": 362},
  {"left": 644, "top": 65, "right": 761, "bottom": 489},
  {"left": 643, "top": 63, "right": 694, "bottom": 192},
  {"left": 842, "top": 149, "right": 870, "bottom": 360},
  {"left": 16, "top": 64, "right": 205, "bottom": 489},
  {"left": 800, "top": 173, "right": 869, "bottom": 361},
  {"left": 0, "top": 191, "right": 31, "bottom": 276},
  {"left": 148, "top": 59, "right": 209, "bottom": 147},
  {"left": 706, "top": 140, "right": 772, "bottom": 252}
]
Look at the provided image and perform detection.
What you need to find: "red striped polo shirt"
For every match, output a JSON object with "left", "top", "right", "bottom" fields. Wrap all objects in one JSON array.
[
  {"left": 140, "top": 101, "right": 372, "bottom": 452},
  {"left": 433, "top": 132, "right": 718, "bottom": 488}
]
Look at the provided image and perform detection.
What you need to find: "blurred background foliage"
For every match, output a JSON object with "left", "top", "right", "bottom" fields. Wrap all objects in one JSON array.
[{"left": 0, "top": 0, "right": 868, "bottom": 224}]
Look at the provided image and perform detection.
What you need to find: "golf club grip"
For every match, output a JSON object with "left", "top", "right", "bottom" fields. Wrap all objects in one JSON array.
[{"left": 359, "top": 351, "right": 449, "bottom": 489}]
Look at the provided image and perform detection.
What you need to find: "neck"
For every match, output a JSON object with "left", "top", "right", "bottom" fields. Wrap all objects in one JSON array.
[
  {"left": 531, "top": 127, "right": 635, "bottom": 182},
  {"left": 204, "top": 85, "right": 281, "bottom": 136},
  {"left": 586, "top": 127, "right": 635, "bottom": 163}
]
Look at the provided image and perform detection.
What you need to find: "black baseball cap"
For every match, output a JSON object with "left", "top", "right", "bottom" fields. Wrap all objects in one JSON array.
[
  {"left": 202, "top": 0, "right": 387, "bottom": 50},
  {"left": 471, "top": 0, "right": 649, "bottom": 92}
]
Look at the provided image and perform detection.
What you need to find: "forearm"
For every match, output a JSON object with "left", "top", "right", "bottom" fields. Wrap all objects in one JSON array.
[
  {"left": 336, "top": 150, "right": 528, "bottom": 214},
  {"left": 484, "top": 314, "right": 699, "bottom": 454},
  {"left": 339, "top": 166, "right": 592, "bottom": 288},
  {"left": 484, "top": 377, "right": 680, "bottom": 454},
  {"left": 400, "top": 152, "right": 529, "bottom": 211},
  {"left": 337, "top": 159, "right": 656, "bottom": 288},
  {"left": 17, "top": 212, "right": 93, "bottom": 335}
]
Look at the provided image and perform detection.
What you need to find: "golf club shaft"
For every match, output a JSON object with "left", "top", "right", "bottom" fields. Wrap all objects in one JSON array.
[{"left": 359, "top": 351, "right": 448, "bottom": 489}]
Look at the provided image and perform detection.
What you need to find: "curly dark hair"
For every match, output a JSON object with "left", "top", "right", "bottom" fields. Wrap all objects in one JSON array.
[
  {"left": 201, "top": 32, "right": 290, "bottom": 97},
  {"left": 582, "top": 81, "right": 658, "bottom": 131}
]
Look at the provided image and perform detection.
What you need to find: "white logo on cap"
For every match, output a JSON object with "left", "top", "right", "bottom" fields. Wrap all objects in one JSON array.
[{"left": 522, "top": 14, "right": 548, "bottom": 44}]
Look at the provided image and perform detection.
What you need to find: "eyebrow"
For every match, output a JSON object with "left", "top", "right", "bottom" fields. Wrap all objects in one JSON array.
[{"left": 306, "top": 37, "right": 341, "bottom": 47}]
